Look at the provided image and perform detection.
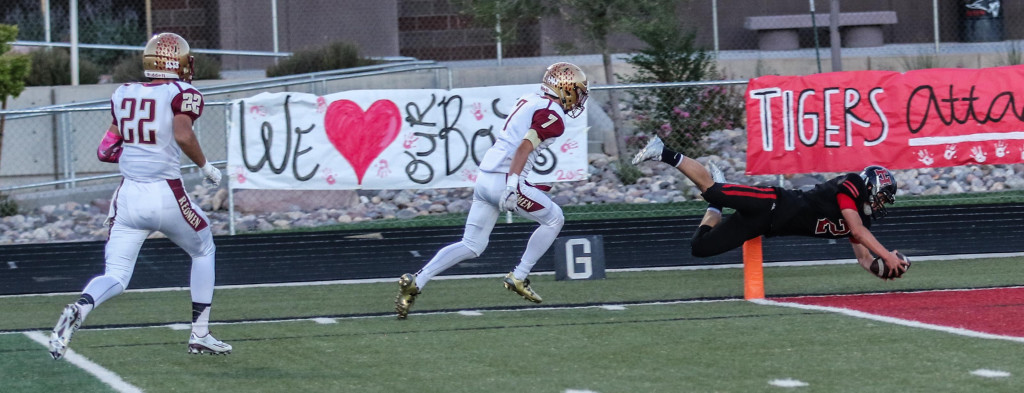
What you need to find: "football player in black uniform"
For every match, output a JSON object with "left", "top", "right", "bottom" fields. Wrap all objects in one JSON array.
[{"left": 633, "top": 136, "right": 909, "bottom": 278}]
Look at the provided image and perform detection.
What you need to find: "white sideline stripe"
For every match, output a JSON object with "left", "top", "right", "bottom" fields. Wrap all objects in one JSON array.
[
  {"left": 23, "top": 331, "right": 144, "bottom": 393},
  {"left": 1, "top": 298, "right": 741, "bottom": 336},
  {"left": 763, "top": 285, "right": 1024, "bottom": 300},
  {"left": 457, "top": 311, "right": 483, "bottom": 316},
  {"left": 4, "top": 251, "right": 1022, "bottom": 300},
  {"left": 768, "top": 378, "right": 809, "bottom": 388},
  {"left": 752, "top": 298, "right": 1024, "bottom": 343},
  {"left": 599, "top": 305, "right": 627, "bottom": 311},
  {"left": 971, "top": 369, "right": 1011, "bottom": 378},
  {"left": 312, "top": 318, "right": 337, "bottom": 324}
]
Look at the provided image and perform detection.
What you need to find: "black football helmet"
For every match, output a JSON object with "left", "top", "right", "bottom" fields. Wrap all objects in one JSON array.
[{"left": 860, "top": 165, "right": 897, "bottom": 219}]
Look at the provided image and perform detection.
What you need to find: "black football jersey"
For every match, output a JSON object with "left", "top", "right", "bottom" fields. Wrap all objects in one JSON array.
[{"left": 767, "top": 173, "right": 872, "bottom": 238}]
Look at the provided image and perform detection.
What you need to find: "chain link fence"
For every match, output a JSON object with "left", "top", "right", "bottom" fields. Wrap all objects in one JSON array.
[
  {"left": 3, "top": 1, "right": 1024, "bottom": 244},
  {"left": 3, "top": 77, "right": 1023, "bottom": 244},
  {"left": 3, "top": 1, "right": 1023, "bottom": 76}
]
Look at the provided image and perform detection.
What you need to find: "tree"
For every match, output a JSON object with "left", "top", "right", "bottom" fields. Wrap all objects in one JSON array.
[
  {"left": 448, "top": 0, "right": 550, "bottom": 56},
  {"left": 449, "top": 0, "right": 674, "bottom": 161},
  {"left": 0, "top": 24, "right": 32, "bottom": 172},
  {"left": 619, "top": 21, "right": 744, "bottom": 159},
  {"left": 554, "top": 1, "right": 673, "bottom": 160}
]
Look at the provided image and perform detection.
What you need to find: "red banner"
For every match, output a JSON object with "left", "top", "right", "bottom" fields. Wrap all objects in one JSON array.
[{"left": 745, "top": 66, "right": 1024, "bottom": 175}]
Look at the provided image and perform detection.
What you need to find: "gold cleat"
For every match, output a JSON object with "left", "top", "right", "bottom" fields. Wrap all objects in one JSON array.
[
  {"left": 395, "top": 273, "right": 420, "bottom": 319},
  {"left": 502, "top": 272, "right": 542, "bottom": 303}
]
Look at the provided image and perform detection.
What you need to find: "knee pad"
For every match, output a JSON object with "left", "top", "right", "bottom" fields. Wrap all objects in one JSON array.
[
  {"left": 544, "top": 205, "right": 565, "bottom": 230},
  {"left": 105, "top": 264, "right": 133, "bottom": 289},
  {"left": 690, "top": 225, "right": 715, "bottom": 258},
  {"left": 458, "top": 239, "right": 486, "bottom": 258}
]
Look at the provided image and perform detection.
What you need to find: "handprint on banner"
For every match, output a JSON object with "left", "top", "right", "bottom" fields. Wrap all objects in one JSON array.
[
  {"left": 995, "top": 141, "right": 1008, "bottom": 157},
  {"left": 471, "top": 102, "right": 484, "bottom": 120},
  {"left": 249, "top": 105, "right": 267, "bottom": 117},
  {"left": 233, "top": 165, "right": 247, "bottom": 184},
  {"left": 943, "top": 144, "right": 957, "bottom": 160},
  {"left": 316, "top": 97, "right": 327, "bottom": 114},
  {"left": 971, "top": 146, "right": 987, "bottom": 163},
  {"left": 376, "top": 159, "right": 391, "bottom": 178},
  {"left": 560, "top": 140, "right": 579, "bottom": 153},
  {"left": 461, "top": 168, "right": 477, "bottom": 182},
  {"left": 320, "top": 167, "right": 336, "bottom": 185},
  {"left": 916, "top": 149, "right": 934, "bottom": 166},
  {"left": 402, "top": 132, "right": 419, "bottom": 149}
]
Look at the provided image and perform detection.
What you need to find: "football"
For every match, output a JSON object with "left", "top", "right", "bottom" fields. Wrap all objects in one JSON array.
[{"left": 869, "top": 251, "right": 911, "bottom": 279}]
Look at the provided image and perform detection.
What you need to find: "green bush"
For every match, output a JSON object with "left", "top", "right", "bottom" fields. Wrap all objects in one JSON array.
[
  {"left": 112, "top": 52, "right": 221, "bottom": 83},
  {"left": 619, "top": 24, "right": 744, "bottom": 159},
  {"left": 25, "top": 48, "right": 101, "bottom": 86},
  {"left": 4, "top": 0, "right": 144, "bottom": 68},
  {"left": 266, "top": 41, "right": 376, "bottom": 77},
  {"left": 614, "top": 158, "right": 645, "bottom": 186},
  {"left": 0, "top": 194, "right": 17, "bottom": 217}
]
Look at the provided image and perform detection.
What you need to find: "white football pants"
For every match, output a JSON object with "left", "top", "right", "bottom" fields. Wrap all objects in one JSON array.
[
  {"left": 415, "top": 171, "right": 564, "bottom": 289},
  {"left": 84, "top": 178, "right": 216, "bottom": 306}
]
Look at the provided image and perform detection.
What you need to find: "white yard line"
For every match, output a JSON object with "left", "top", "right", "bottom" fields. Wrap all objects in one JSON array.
[
  {"left": 4, "top": 251, "right": 1021, "bottom": 300},
  {"left": 22, "top": 331, "right": 144, "bottom": 393},
  {"left": 752, "top": 298, "right": 1024, "bottom": 343},
  {"left": 3, "top": 298, "right": 741, "bottom": 336}
]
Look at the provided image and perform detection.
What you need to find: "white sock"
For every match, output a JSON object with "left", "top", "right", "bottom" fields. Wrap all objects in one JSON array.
[{"left": 416, "top": 242, "right": 478, "bottom": 290}]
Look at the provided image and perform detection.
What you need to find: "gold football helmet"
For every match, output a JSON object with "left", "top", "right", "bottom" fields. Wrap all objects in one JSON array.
[
  {"left": 541, "top": 62, "right": 589, "bottom": 118},
  {"left": 143, "top": 33, "right": 194, "bottom": 83}
]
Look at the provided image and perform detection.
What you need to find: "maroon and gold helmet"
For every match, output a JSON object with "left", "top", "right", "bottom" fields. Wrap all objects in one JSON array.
[
  {"left": 143, "top": 33, "right": 194, "bottom": 83},
  {"left": 541, "top": 62, "right": 589, "bottom": 119}
]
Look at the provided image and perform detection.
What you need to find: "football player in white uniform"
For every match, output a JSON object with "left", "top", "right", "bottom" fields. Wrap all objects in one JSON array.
[
  {"left": 49, "top": 33, "right": 231, "bottom": 359},
  {"left": 395, "top": 62, "right": 589, "bottom": 319}
]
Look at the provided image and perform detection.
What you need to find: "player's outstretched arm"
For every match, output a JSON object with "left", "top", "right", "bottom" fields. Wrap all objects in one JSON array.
[{"left": 842, "top": 208, "right": 907, "bottom": 275}]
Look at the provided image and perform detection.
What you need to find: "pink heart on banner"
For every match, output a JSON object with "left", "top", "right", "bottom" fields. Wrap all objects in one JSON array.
[{"left": 323, "top": 99, "right": 402, "bottom": 185}]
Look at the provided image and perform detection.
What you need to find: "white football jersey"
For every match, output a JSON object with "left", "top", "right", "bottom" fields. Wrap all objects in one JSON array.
[
  {"left": 478, "top": 91, "right": 567, "bottom": 178},
  {"left": 109, "top": 81, "right": 204, "bottom": 181}
]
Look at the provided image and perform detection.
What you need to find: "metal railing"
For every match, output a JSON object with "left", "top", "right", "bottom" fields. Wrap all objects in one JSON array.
[{"left": 0, "top": 62, "right": 451, "bottom": 193}]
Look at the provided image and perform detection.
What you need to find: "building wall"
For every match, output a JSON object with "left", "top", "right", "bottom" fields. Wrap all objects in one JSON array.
[
  {"left": 146, "top": 1, "right": 1024, "bottom": 70},
  {"left": 153, "top": 0, "right": 400, "bottom": 71}
]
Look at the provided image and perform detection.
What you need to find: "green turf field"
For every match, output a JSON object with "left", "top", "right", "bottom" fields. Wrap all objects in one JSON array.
[{"left": 3, "top": 256, "right": 1024, "bottom": 392}]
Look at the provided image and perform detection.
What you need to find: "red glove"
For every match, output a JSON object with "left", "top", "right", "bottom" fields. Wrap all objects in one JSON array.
[{"left": 97, "top": 129, "right": 123, "bottom": 163}]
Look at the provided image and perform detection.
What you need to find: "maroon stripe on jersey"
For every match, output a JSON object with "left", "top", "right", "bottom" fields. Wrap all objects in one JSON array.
[
  {"left": 167, "top": 179, "right": 208, "bottom": 231},
  {"left": 842, "top": 181, "right": 860, "bottom": 198}
]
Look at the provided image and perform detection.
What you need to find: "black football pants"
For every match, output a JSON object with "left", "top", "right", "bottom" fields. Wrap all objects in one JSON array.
[{"left": 691, "top": 183, "right": 777, "bottom": 257}]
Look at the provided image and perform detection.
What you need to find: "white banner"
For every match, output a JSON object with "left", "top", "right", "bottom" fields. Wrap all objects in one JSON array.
[{"left": 226, "top": 85, "right": 589, "bottom": 190}]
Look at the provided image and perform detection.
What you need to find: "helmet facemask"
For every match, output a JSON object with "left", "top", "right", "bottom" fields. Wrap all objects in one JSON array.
[
  {"left": 541, "top": 62, "right": 589, "bottom": 118},
  {"left": 861, "top": 165, "right": 897, "bottom": 220}
]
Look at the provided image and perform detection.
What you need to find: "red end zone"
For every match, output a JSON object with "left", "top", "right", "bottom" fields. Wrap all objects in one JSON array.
[{"left": 774, "top": 287, "right": 1024, "bottom": 338}]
